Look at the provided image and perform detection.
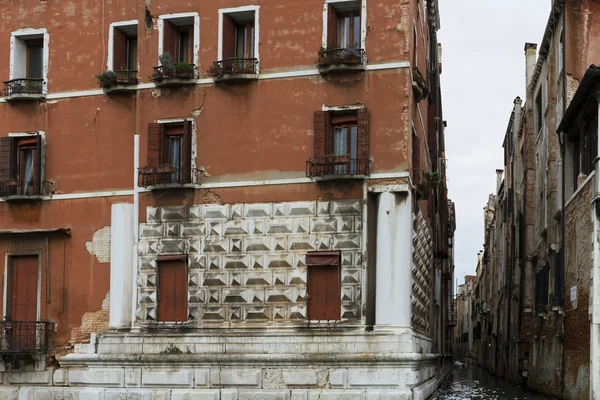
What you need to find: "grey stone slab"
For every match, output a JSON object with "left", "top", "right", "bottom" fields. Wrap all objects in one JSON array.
[
  {"left": 8, "top": 370, "right": 52, "bottom": 385},
  {"left": 141, "top": 370, "right": 193, "bottom": 387},
  {"left": 69, "top": 368, "right": 124, "bottom": 386},
  {"left": 214, "top": 369, "right": 261, "bottom": 387},
  {"left": 171, "top": 390, "right": 220, "bottom": 400},
  {"left": 238, "top": 390, "right": 290, "bottom": 400}
]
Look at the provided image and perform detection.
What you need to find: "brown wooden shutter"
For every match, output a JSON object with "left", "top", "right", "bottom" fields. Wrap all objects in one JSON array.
[
  {"left": 147, "top": 123, "right": 161, "bottom": 167},
  {"left": 314, "top": 111, "right": 331, "bottom": 159},
  {"left": 113, "top": 28, "right": 128, "bottom": 70},
  {"left": 327, "top": 5, "right": 338, "bottom": 47},
  {"left": 163, "top": 20, "right": 177, "bottom": 59},
  {"left": 222, "top": 15, "right": 236, "bottom": 59},
  {"left": 308, "top": 265, "right": 341, "bottom": 320},
  {"left": 412, "top": 130, "right": 420, "bottom": 171},
  {"left": 182, "top": 120, "right": 193, "bottom": 183},
  {"left": 35, "top": 134, "right": 42, "bottom": 192},
  {"left": 0, "top": 137, "right": 13, "bottom": 182},
  {"left": 158, "top": 260, "right": 188, "bottom": 322},
  {"left": 357, "top": 108, "right": 369, "bottom": 174}
]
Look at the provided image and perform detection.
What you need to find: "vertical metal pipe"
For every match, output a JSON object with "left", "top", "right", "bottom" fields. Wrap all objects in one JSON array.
[{"left": 131, "top": 134, "right": 139, "bottom": 329}]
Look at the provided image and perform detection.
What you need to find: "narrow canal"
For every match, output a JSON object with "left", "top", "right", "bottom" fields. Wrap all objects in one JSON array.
[{"left": 437, "top": 366, "right": 556, "bottom": 399}]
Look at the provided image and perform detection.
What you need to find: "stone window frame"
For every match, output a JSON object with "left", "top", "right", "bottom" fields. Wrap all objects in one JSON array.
[
  {"left": 321, "top": 0, "right": 367, "bottom": 52},
  {"left": 218, "top": 5, "right": 261, "bottom": 72},
  {"left": 10, "top": 28, "right": 50, "bottom": 93},
  {"left": 157, "top": 12, "right": 200, "bottom": 70},
  {"left": 107, "top": 20, "right": 138, "bottom": 72}
]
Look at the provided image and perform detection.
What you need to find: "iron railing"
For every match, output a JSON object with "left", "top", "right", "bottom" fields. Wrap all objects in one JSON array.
[
  {"left": 3, "top": 78, "right": 46, "bottom": 97},
  {"left": 0, "top": 180, "right": 52, "bottom": 198},
  {"left": 98, "top": 70, "right": 139, "bottom": 88},
  {"left": 210, "top": 58, "right": 259, "bottom": 77},
  {"left": 138, "top": 167, "right": 201, "bottom": 188},
  {"left": 0, "top": 320, "right": 54, "bottom": 354},
  {"left": 306, "top": 157, "right": 370, "bottom": 178},
  {"left": 151, "top": 64, "right": 196, "bottom": 81},
  {"left": 316, "top": 48, "right": 367, "bottom": 68}
]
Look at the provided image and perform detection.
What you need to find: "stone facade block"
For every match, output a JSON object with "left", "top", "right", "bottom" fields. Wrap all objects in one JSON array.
[
  {"left": 0, "top": 388, "right": 17, "bottom": 400},
  {"left": 104, "top": 389, "right": 153, "bottom": 400},
  {"left": 194, "top": 369, "right": 210, "bottom": 388},
  {"left": 7, "top": 371, "right": 52, "bottom": 385},
  {"left": 238, "top": 391, "right": 290, "bottom": 400},
  {"left": 141, "top": 370, "right": 193, "bottom": 387},
  {"left": 365, "top": 389, "right": 410, "bottom": 400},
  {"left": 78, "top": 389, "right": 105, "bottom": 400},
  {"left": 308, "top": 390, "right": 365, "bottom": 400},
  {"left": 347, "top": 370, "right": 399, "bottom": 388},
  {"left": 329, "top": 370, "right": 347, "bottom": 388},
  {"left": 69, "top": 369, "right": 124, "bottom": 387},
  {"left": 221, "top": 389, "right": 238, "bottom": 400},
  {"left": 171, "top": 390, "right": 220, "bottom": 400},
  {"left": 136, "top": 201, "right": 363, "bottom": 324},
  {"left": 125, "top": 368, "right": 141, "bottom": 387},
  {"left": 282, "top": 370, "right": 318, "bottom": 386},
  {"left": 290, "top": 390, "right": 308, "bottom": 400},
  {"left": 53, "top": 369, "right": 68, "bottom": 386},
  {"left": 214, "top": 369, "right": 261, "bottom": 387}
]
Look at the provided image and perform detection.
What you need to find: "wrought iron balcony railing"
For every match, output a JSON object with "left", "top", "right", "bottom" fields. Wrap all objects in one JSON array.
[
  {"left": 316, "top": 48, "right": 367, "bottom": 69},
  {"left": 3, "top": 78, "right": 46, "bottom": 98},
  {"left": 0, "top": 180, "right": 52, "bottom": 198},
  {"left": 210, "top": 58, "right": 259, "bottom": 78},
  {"left": 138, "top": 166, "right": 201, "bottom": 188},
  {"left": 0, "top": 320, "right": 54, "bottom": 354},
  {"left": 151, "top": 64, "right": 197, "bottom": 82},
  {"left": 306, "top": 157, "right": 370, "bottom": 178}
]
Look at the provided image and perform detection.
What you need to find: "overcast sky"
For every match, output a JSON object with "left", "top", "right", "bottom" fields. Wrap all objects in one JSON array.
[{"left": 437, "top": 1, "right": 551, "bottom": 286}]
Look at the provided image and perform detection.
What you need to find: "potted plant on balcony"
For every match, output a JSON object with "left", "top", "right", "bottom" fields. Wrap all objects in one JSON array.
[
  {"left": 157, "top": 164, "right": 175, "bottom": 174},
  {"left": 95, "top": 70, "right": 118, "bottom": 88},
  {"left": 139, "top": 165, "right": 155, "bottom": 175},
  {"left": 175, "top": 62, "right": 195, "bottom": 79},
  {"left": 152, "top": 52, "right": 176, "bottom": 81}
]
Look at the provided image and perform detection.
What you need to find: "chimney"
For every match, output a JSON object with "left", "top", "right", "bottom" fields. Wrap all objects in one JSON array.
[
  {"left": 525, "top": 43, "right": 538, "bottom": 90},
  {"left": 496, "top": 169, "right": 504, "bottom": 193}
]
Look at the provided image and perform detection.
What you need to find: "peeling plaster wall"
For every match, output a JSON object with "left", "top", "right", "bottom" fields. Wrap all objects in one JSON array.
[{"left": 85, "top": 227, "right": 111, "bottom": 263}]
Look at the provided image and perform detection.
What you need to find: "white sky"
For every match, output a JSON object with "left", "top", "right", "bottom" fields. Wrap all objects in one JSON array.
[{"left": 437, "top": 1, "right": 551, "bottom": 285}]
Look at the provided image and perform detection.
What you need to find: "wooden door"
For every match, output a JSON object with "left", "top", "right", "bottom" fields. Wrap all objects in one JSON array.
[
  {"left": 10, "top": 256, "right": 38, "bottom": 350},
  {"left": 158, "top": 260, "right": 188, "bottom": 322},
  {"left": 308, "top": 265, "right": 340, "bottom": 320}
]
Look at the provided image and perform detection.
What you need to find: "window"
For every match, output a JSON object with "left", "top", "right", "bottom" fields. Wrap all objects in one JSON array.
[
  {"left": 159, "top": 14, "right": 198, "bottom": 66},
  {"left": 557, "top": 25, "right": 565, "bottom": 76},
  {"left": 109, "top": 22, "right": 138, "bottom": 72},
  {"left": 535, "top": 266, "right": 549, "bottom": 311},
  {"left": 306, "top": 251, "right": 341, "bottom": 320},
  {"left": 309, "top": 108, "right": 370, "bottom": 177},
  {"left": 0, "top": 133, "right": 45, "bottom": 196},
  {"left": 412, "top": 126, "right": 420, "bottom": 171},
  {"left": 145, "top": 121, "right": 193, "bottom": 185},
  {"left": 217, "top": 7, "right": 259, "bottom": 74},
  {"left": 535, "top": 90, "right": 543, "bottom": 135},
  {"left": 570, "top": 115, "right": 598, "bottom": 191},
  {"left": 9, "top": 29, "right": 48, "bottom": 95},
  {"left": 324, "top": 1, "right": 363, "bottom": 49},
  {"left": 157, "top": 258, "right": 188, "bottom": 322}
]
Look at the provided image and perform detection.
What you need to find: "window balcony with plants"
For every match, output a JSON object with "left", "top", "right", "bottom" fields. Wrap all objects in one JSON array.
[
  {"left": 3, "top": 78, "right": 46, "bottom": 101},
  {"left": 316, "top": 46, "right": 367, "bottom": 75},
  {"left": 151, "top": 52, "right": 197, "bottom": 87},
  {"left": 95, "top": 70, "right": 139, "bottom": 94},
  {"left": 412, "top": 168, "right": 441, "bottom": 200},
  {"left": 209, "top": 58, "right": 259, "bottom": 83},
  {"left": 138, "top": 164, "right": 202, "bottom": 190}
]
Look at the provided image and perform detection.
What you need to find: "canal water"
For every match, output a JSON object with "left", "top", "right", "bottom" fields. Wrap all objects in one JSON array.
[{"left": 437, "top": 366, "right": 556, "bottom": 399}]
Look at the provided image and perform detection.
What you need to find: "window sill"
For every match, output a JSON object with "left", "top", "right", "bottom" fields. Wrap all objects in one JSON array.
[
  {"left": 143, "top": 183, "right": 196, "bottom": 191},
  {"left": 312, "top": 174, "right": 368, "bottom": 182},
  {"left": 103, "top": 84, "right": 138, "bottom": 94},
  {"left": 212, "top": 72, "right": 259, "bottom": 83},
  {"left": 1, "top": 194, "right": 50, "bottom": 202},
  {"left": 153, "top": 78, "right": 197, "bottom": 88},
  {"left": 317, "top": 63, "right": 367, "bottom": 75},
  {"left": 5, "top": 93, "right": 46, "bottom": 102}
]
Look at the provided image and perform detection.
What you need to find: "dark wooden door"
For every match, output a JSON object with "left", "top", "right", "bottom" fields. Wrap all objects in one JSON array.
[
  {"left": 10, "top": 256, "right": 38, "bottom": 350},
  {"left": 308, "top": 265, "right": 340, "bottom": 320},
  {"left": 158, "top": 260, "right": 188, "bottom": 322}
]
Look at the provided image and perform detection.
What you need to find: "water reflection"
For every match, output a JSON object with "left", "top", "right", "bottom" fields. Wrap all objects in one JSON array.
[{"left": 437, "top": 366, "right": 556, "bottom": 400}]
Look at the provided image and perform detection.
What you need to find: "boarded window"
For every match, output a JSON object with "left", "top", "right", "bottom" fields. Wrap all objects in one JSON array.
[
  {"left": 157, "top": 259, "right": 188, "bottom": 322},
  {"left": 307, "top": 251, "right": 341, "bottom": 320}
]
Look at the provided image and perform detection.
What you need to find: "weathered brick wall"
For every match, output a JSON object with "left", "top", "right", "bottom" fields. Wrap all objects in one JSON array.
[{"left": 563, "top": 177, "right": 593, "bottom": 400}]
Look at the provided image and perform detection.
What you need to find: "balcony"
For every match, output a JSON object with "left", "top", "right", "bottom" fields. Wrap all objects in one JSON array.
[
  {"left": 316, "top": 48, "right": 367, "bottom": 75},
  {"left": 151, "top": 64, "right": 197, "bottom": 87},
  {"left": 0, "top": 320, "right": 54, "bottom": 355},
  {"left": 306, "top": 157, "right": 370, "bottom": 180},
  {"left": 210, "top": 58, "right": 259, "bottom": 83},
  {"left": 412, "top": 168, "right": 440, "bottom": 200},
  {"left": 97, "top": 70, "right": 139, "bottom": 94},
  {"left": 138, "top": 166, "right": 201, "bottom": 190},
  {"left": 3, "top": 78, "right": 46, "bottom": 101},
  {"left": 447, "top": 303, "right": 457, "bottom": 328},
  {"left": 0, "top": 180, "right": 52, "bottom": 201}
]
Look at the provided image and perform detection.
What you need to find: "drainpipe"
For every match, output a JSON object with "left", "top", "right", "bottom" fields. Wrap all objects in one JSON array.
[
  {"left": 131, "top": 135, "right": 140, "bottom": 329},
  {"left": 591, "top": 97, "right": 600, "bottom": 400}
]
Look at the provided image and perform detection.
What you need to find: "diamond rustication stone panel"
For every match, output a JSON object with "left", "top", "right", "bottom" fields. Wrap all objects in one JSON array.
[
  {"left": 411, "top": 212, "right": 433, "bottom": 334},
  {"left": 136, "top": 200, "right": 363, "bottom": 324}
]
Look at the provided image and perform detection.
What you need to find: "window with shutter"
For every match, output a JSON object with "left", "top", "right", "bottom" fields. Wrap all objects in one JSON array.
[
  {"left": 309, "top": 109, "right": 369, "bottom": 178},
  {"left": 213, "top": 8, "right": 259, "bottom": 78},
  {"left": 162, "top": 16, "right": 195, "bottom": 65},
  {"left": 157, "top": 259, "right": 188, "bottom": 322},
  {"left": 324, "top": 1, "right": 362, "bottom": 49},
  {"left": 0, "top": 134, "right": 45, "bottom": 197},
  {"left": 306, "top": 251, "right": 341, "bottom": 321},
  {"left": 110, "top": 23, "right": 138, "bottom": 75}
]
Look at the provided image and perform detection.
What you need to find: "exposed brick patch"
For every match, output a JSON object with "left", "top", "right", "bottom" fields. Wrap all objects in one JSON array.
[
  {"left": 202, "top": 190, "right": 222, "bottom": 204},
  {"left": 68, "top": 291, "right": 110, "bottom": 347}
]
